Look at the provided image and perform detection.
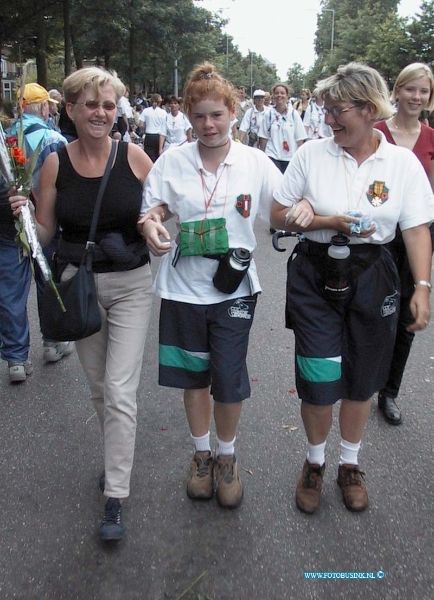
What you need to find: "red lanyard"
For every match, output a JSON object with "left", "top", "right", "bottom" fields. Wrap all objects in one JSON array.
[{"left": 200, "top": 164, "right": 227, "bottom": 216}]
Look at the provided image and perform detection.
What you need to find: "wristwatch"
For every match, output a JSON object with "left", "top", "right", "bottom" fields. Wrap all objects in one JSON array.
[{"left": 414, "top": 280, "right": 432, "bottom": 292}]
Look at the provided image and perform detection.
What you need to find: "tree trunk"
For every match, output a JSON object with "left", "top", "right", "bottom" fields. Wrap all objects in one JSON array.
[
  {"left": 35, "top": 11, "right": 47, "bottom": 87},
  {"left": 0, "top": 19, "right": 4, "bottom": 99},
  {"left": 70, "top": 27, "right": 83, "bottom": 70},
  {"left": 63, "top": 0, "right": 72, "bottom": 77},
  {"left": 129, "top": 0, "right": 135, "bottom": 102}
]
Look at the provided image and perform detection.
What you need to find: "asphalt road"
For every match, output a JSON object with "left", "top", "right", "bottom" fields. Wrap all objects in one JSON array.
[{"left": 1, "top": 221, "right": 433, "bottom": 600}]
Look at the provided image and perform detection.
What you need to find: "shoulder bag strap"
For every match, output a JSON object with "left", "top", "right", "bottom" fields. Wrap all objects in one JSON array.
[{"left": 85, "top": 139, "right": 117, "bottom": 270}]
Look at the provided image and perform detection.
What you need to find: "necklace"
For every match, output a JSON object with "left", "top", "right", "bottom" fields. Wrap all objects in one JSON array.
[
  {"left": 199, "top": 138, "right": 230, "bottom": 150},
  {"left": 200, "top": 164, "right": 228, "bottom": 216},
  {"left": 391, "top": 117, "right": 421, "bottom": 136}
]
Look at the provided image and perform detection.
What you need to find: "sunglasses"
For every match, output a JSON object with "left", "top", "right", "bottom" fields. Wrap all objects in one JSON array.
[
  {"left": 72, "top": 100, "right": 117, "bottom": 111},
  {"left": 323, "top": 104, "right": 365, "bottom": 118}
]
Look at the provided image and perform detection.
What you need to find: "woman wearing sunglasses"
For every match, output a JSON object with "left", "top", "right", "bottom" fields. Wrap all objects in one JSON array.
[
  {"left": 270, "top": 63, "right": 433, "bottom": 515},
  {"left": 374, "top": 63, "right": 434, "bottom": 425},
  {"left": 10, "top": 67, "right": 154, "bottom": 541}
]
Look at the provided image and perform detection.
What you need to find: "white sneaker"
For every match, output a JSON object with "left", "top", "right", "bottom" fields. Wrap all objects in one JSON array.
[
  {"left": 43, "top": 341, "right": 74, "bottom": 363},
  {"left": 9, "top": 360, "right": 33, "bottom": 383}
]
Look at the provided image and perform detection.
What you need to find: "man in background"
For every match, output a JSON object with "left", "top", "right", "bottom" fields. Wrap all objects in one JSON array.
[{"left": 1, "top": 84, "right": 72, "bottom": 383}]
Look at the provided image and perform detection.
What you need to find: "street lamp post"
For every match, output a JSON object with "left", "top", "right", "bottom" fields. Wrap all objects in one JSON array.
[
  {"left": 226, "top": 33, "right": 229, "bottom": 77},
  {"left": 173, "top": 42, "right": 179, "bottom": 96},
  {"left": 218, "top": 5, "right": 232, "bottom": 77},
  {"left": 323, "top": 8, "right": 335, "bottom": 54},
  {"left": 249, "top": 51, "right": 253, "bottom": 97}
]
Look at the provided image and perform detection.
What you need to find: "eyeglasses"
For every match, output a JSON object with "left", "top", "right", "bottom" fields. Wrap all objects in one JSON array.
[
  {"left": 323, "top": 105, "right": 363, "bottom": 118},
  {"left": 72, "top": 100, "right": 117, "bottom": 111}
]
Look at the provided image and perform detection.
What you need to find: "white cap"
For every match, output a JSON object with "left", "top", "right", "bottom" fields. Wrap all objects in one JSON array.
[{"left": 253, "top": 89, "right": 266, "bottom": 98}]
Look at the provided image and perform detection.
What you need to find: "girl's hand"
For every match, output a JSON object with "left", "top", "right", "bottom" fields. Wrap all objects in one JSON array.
[
  {"left": 140, "top": 219, "right": 173, "bottom": 256},
  {"left": 286, "top": 199, "right": 314, "bottom": 229}
]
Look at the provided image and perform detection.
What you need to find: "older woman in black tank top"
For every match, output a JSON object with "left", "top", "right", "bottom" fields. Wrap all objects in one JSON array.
[{"left": 10, "top": 67, "right": 153, "bottom": 542}]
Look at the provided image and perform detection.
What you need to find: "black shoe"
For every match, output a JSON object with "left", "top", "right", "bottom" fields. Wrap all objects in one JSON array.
[
  {"left": 378, "top": 393, "right": 402, "bottom": 425},
  {"left": 269, "top": 227, "right": 276, "bottom": 234},
  {"left": 98, "top": 498, "right": 126, "bottom": 541}
]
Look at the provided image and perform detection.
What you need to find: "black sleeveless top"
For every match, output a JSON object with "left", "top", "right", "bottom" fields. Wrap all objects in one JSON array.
[
  {"left": 56, "top": 142, "right": 143, "bottom": 245},
  {"left": 55, "top": 141, "right": 148, "bottom": 272}
]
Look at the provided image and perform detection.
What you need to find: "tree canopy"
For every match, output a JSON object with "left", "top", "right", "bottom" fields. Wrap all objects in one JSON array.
[
  {"left": 287, "top": 0, "right": 434, "bottom": 94},
  {"left": 2, "top": 0, "right": 434, "bottom": 100},
  {"left": 0, "top": 0, "right": 278, "bottom": 98}
]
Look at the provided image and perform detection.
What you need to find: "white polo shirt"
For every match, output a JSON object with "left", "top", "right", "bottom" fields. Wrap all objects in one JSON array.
[
  {"left": 259, "top": 105, "right": 307, "bottom": 161},
  {"left": 303, "top": 102, "right": 332, "bottom": 139},
  {"left": 160, "top": 112, "right": 192, "bottom": 147},
  {"left": 142, "top": 140, "right": 283, "bottom": 304},
  {"left": 139, "top": 106, "right": 167, "bottom": 133},
  {"left": 117, "top": 95, "right": 132, "bottom": 119},
  {"left": 273, "top": 130, "right": 434, "bottom": 244},
  {"left": 239, "top": 106, "right": 269, "bottom": 136}
]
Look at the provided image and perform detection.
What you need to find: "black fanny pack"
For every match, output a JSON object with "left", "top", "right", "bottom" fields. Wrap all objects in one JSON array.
[{"left": 295, "top": 239, "right": 384, "bottom": 280}]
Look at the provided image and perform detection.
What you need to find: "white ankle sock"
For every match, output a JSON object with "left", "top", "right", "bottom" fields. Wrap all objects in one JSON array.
[
  {"left": 339, "top": 438, "right": 361, "bottom": 465},
  {"left": 191, "top": 431, "right": 211, "bottom": 453},
  {"left": 307, "top": 441, "right": 326, "bottom": 466},
  {"left": 216, "top": 435, "right": 236, "bottom": 456}
]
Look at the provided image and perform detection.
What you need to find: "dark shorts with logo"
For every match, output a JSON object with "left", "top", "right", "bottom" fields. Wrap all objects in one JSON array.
[
  {"left": 286, "top": 246, "right": 400, "bottom": 406},
  {"left": 159, "top": 296, "right": 257, "bottom": 403}
]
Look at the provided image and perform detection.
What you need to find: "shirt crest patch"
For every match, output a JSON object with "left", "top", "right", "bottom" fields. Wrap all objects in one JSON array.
[
  {"left": 367, "top": 181, "right": 389, "bottom": 207},
  {"left": 236, "top": 194, "right": 251, "bottom": 218}
]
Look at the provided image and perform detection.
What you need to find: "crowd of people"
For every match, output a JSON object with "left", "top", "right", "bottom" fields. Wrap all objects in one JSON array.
[{"left": 2, "top": 59, "right": 433, "bottom": 542}]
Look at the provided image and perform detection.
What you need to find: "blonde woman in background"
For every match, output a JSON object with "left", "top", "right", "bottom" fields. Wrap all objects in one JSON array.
[
  {"left": 374, "top": 62, "right": 434, "bottom": 425},
  {"left": 294, "top": 88, "right": 311, "bottom": 120}
]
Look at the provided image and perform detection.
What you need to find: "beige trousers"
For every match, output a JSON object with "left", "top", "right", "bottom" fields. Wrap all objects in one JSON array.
[{"left": 63, "top": 263, "right": 153, "bottom": 498}]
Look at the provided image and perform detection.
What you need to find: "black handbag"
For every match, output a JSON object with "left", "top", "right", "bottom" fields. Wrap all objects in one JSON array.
[{"left": 40, "top": 140, "right": 117, "bottom": 342}]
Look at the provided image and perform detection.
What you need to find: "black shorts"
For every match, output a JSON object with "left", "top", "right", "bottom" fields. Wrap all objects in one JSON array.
[
  {"left": 286, "top": 247, "right": 400, "bottom": 405},
  {"left": 159, "top": 296, "right": 257, "bottom": 403}
]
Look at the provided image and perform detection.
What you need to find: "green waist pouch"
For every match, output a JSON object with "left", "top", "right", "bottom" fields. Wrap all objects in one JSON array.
[{"left": 179, "top": 218, "right": 229, "bottom": 257}]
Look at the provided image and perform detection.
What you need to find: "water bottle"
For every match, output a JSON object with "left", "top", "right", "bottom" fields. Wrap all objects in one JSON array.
[
  {"left": 324, "top": 233, "right": 351, "bottom": 300},
  {"left": 213, "top": 248, "right": 251, "bottom": 294}
]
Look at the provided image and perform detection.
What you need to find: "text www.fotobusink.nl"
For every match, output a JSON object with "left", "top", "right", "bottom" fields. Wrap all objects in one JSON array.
[{"left": 304, "top": 571, "right": 385, "bottom": 579}]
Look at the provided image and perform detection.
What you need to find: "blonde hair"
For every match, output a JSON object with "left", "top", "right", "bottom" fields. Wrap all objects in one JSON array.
[
  {"left": 316, "top": 62, "right": 393, "bottom": 121},
  {"left": 392, "top": 62, "right": 434, "bottom": 112},
  {"left": 183, "top": 62, "right": 237, "bottom": 117},
  {"left": 62, "top": 67, "right": 125, "bottom": 104}
]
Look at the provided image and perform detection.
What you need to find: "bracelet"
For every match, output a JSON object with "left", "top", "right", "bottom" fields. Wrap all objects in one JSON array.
[{"left": 414, "top": 280, "right": 432, "bottom": 292}]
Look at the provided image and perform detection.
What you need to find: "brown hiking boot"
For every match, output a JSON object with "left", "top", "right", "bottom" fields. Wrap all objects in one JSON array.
[
  {"left": 214, "top": 454, "right": 243, "bottom": 509},
  {"left": 296, "top": 460, "right": 325, "bottom": 514},
  {"left": 337, "top": 464, "right": 369, "bottom": 512},
  {"left": 187, "top": 451, "right": 214, "bottom": 500}
]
